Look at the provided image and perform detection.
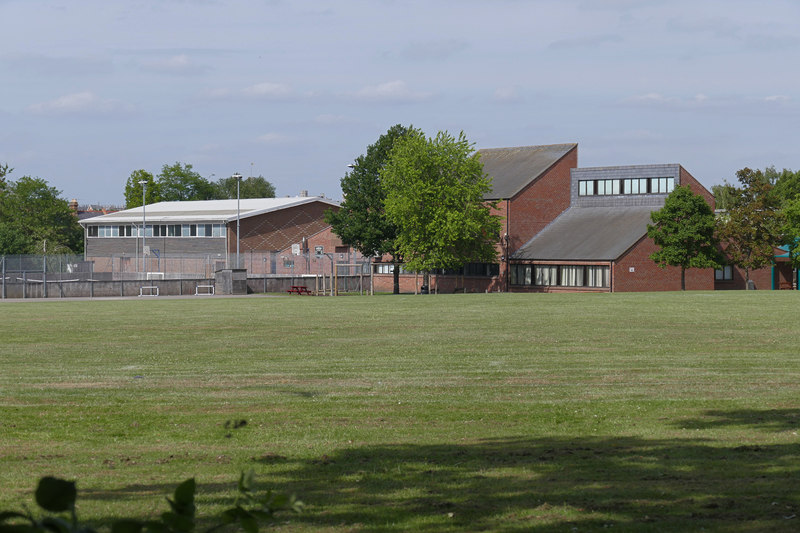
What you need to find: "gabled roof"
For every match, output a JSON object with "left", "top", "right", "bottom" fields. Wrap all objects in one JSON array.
[
  {"left": 79, "top": 197, "right": 339, "bottom": 226},
  {"left": 512, "top": 206, "right": 656, "bottom": 261},
  {"left": 478, "top": 143, "right": 577, "bottom": 200}
]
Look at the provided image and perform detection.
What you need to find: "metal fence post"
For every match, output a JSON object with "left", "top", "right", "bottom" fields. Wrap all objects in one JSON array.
[{"left": 42, "top": 254, "right": 47, "bottom": 299}]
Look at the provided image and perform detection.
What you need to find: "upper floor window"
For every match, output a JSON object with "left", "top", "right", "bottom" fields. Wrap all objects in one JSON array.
[
  {"left": 579, "top": 177, "right": 675, "bottom": 197},
  {"left": 87, "top": 223, "right": 226, "bottom": 238}
]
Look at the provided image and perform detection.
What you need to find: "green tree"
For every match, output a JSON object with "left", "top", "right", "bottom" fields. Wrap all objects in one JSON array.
[
  {"left": 157, "top": 162, "right": 214, "bottom": 202},
  {"left": 782, "top": 197, "right": 800, "bottom": 269},
  {"left": 647, "top": 185, "right": 723, "bottom": 290},
  {"left": 325, "top": 124, "right": 411, "bottom": 294},
  {"left": 716, "top": 167, "right": 784, "bottom": 286},
  {"left": 0, "top": 176, "right": 83, "bottom": 254},
  {"left": 213, "top": 175, "right": 276, "bottom": 199},
  {"left": 124, "top": 169, "right": 160, "bottom": 208},
  {"left": 381, "top": 129, "right": 501, "bottom": 286},
  {"left": 769, "top": 166, "right": 800, "bottom": 205},
  {"left": 0, "top": 162, "right": 11, "bottom": 188},
  {"left": 711, "top": 182, "right": 737, "bottom": 211}
]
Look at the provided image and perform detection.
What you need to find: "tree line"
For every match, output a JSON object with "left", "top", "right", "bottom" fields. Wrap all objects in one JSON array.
[{"left": 123, "top": 163, "right": 275, "bottom": 208}]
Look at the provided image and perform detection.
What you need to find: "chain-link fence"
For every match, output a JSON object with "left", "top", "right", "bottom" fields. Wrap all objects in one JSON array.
[
  {"left": 82, "top": 250, "right": 371, "bottom": 279},
  {"left": 1, "top": 252, "right": 374, "bottom": 298}
]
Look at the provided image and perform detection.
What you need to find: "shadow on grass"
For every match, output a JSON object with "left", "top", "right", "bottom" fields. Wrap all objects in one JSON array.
[
  {"left": 675, "top": 408, "right": 800, "bottom": 432},
  {"left": 76, "top": 410, "right": 800, "bottom": 532}
]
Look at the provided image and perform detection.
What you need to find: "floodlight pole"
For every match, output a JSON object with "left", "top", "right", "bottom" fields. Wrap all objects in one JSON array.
[
  {"left": 232, "top": 173, "right": 243, "bottom": 269},
  {"left": 139, "top": 180, "right": 148, "bottom": 278}
]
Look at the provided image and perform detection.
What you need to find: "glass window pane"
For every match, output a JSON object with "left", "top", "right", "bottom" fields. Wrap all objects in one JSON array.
[{"left": 612, "top": 180, "right": 620, "bottom": 195}]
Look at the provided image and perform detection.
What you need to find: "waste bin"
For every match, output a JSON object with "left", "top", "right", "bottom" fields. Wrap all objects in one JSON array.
[{"left": 420, "top": 285, "right": 429, "bottom": 294}]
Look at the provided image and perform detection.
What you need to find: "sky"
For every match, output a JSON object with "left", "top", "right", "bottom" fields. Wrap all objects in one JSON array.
[{"left": 1, "top": 0, "right": 799, "bottom": 206}]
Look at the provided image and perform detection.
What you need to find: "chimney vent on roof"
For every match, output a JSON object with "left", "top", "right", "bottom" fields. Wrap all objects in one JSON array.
[{"left": 300, "top": 190, "right": 308, "bottom": 197}]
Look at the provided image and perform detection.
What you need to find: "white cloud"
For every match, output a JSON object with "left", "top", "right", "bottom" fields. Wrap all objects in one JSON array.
[
  {"left": 764, "top": 95, "right": 790, "bottom": 103},
  {"left": 201, "top": 82, "right": 295, "bottom": 101},
  {"left": 492, "top": 87, "right": 522, "bottom": 103},
  {"left": 255, "top": 132, "right": 292, "bottom": 144},
  {"left": 242, "top": 82, "right": 293, "bottom": 99},
  {"left": 314, "top": 114, "right": 353, "bottom": 125},
  {"left": 401, "top": 39, "right": 469, "bottom": 61},
  {"left": 139, "top": 54, "right": 207, "bottom": 75},
  {"left": 351, "top": 80, "right": 433, "bottom": 103},
  {"left": 548, "top": 34, "right": 623, "bottom": 50},
  {"left": 624, "top": 92, "right": 712, "bottom": 109},
  {"left": 27, "top": 92, "right": 134, "bottom": 115}
]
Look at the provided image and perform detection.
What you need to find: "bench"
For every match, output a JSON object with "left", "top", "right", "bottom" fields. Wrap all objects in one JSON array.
[
  {"left": 139, "top": 285, "right": 159, "bottom": 297},
  {"left": 287, "top": 285, "right": 313, "bottom": 295},
  {"left": 195, "top": 284, "right": 215, "bottom": 295}
]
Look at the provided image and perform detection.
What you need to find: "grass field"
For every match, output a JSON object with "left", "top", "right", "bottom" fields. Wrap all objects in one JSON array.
[{"left": 1, "top": 291, "right": 799, "bottom": 532}]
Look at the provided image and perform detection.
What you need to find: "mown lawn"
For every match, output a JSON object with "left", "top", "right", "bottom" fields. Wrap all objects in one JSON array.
[{"left": 1, "top": 291, "right": 799, "bottom": 532}]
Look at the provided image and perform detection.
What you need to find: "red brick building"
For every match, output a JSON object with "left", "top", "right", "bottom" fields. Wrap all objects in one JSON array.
[
  {"left": 370, "top": 143, "right": 786, "bottom": 293},
  {"left": 79, "top": 196, "right": 345, "bottom": 276}
]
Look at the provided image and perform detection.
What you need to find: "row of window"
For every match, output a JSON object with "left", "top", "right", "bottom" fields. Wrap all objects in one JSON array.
[
  {"left": 435, "top": 263, "right": 501, "bottom": 277},
  {"left": 578, "top": 177, "right": 676, "bottom": 197},
  {"left": 511, "top": 264, "right": 610, "bottom": 288},
  {"left": 87, "top": 224, "right": 227, "bottom": 238}
]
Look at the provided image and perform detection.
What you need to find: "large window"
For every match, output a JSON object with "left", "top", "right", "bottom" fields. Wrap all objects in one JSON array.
[
  {"left": 511, "top": 264, "right": 610, "bottom": 288},
  {"left": 579, "top": 177, "right": 675, "bottom": 197},
  {"left": 715, "top": 265, "right": 733, "bottom": 281}
]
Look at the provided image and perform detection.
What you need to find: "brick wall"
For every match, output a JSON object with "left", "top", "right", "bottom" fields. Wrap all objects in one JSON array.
[
  {"left": 371, "top": 273, "right": 501, "bottom": 294},
  {"left": 614, "top": 236, "right": 715, "bottom": 292},
  {"left": 715, "top": 263, "right": 785, "bottom": 290}
]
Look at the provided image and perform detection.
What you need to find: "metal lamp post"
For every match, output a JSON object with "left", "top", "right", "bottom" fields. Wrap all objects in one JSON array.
[
  {"left": 139, "top": 180, "right": 148, "bottom": 278},
  {"left": 232, "top": 173, "right": 243, "bottom": 268}
]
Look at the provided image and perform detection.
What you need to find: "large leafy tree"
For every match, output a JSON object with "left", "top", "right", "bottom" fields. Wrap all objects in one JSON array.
[
  {"left": 157, "top": 162, "right": 215, "bottom": 202},
  {"left": 325, "top": 124, "right": 411, "bottom": 294},
  {"left": 782, "top": 197, "right": 800, "bottom": 269},
  {"left": 0, "top": 174, "right": 83, "bottom": 254},
  {"left": 647, "top": 185, "right": 723, "bottom": 290},
  {"left": 380, "top": 129, "right": 501, "bottom": 285},
  {"left": 768, "top": 166, "right": 800, "bottom": 205},
  {"left": 124, "top": 169, "right": 160, "bottom": 208},
  {"left": 716, "top": 167, "right": 784, "bottom": 285},
  {"left": 213, "top": 175, "right": 276, "bottom": 199}
]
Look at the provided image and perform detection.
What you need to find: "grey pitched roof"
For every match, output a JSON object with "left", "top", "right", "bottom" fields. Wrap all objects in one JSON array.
[
  {"left": 78, "top": 197, "right": 339, "bottom": 225},
  {"left": 478, "top": 143, "right": 577, "bottom": 200},
  {"left": 512, "top": 206, "right": 657, "bottom": 261}
]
